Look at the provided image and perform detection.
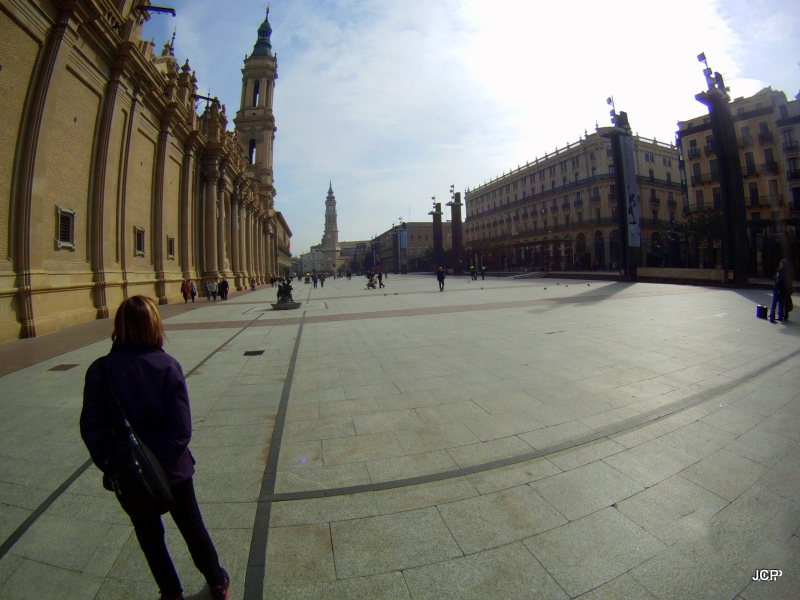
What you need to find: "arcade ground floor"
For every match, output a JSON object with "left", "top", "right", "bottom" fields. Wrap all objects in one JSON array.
[
  {"left": 466, "top": 221, "right": 800, "bottom": 278},
  {"left": 0, "top": 275, "right": 798, "bottom": 599}
]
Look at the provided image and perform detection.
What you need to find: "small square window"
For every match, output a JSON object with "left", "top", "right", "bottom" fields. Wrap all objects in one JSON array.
[
  {"left": 55, "top": 206, "right": 75, "bottom": 250},
  {"left": 134, "top": 227, "right": 146, "bottom": 257},
  {"left": 167, "top": 236, "right": 175, "bottom": 259}
]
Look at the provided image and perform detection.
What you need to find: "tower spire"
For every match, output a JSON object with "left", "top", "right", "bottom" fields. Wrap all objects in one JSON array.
[{"left": 251, "top": 6, "right": 273, "bottom": 57}]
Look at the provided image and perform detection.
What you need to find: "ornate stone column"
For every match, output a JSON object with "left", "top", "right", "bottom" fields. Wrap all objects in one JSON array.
[
  {"left": 244, "top": 208, "right": 252, "bottom": 279},
  {"left": 180, "top": 136, "right": 197, "bottom": 278},
  {"left": 153, "top": 118, "right": 171, "bottom": 304},
  {"left": 204, "top": 163, "right": 219, "bottom": 277},
  {"left": 230, "top": 189, "right": 241, "bottom": 288},
  {"left": 12, "top": 6, "right": 77, "bottom": 337},
  {"left": 237, "top": 199, "right": 246, "bottom": 285},
  {"left": 216, "top": 174, "right": 227, "bottom": 275}
]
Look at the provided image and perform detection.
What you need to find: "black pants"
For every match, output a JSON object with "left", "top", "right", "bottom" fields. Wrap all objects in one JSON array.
[
  {"left": 438, "top": 280, "right": 444, "bottom": 291},
  {"left": 130, "top": 477, "right": 224, "bottom": 597}
]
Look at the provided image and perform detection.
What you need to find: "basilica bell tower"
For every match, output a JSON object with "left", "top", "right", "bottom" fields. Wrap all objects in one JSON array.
[{"left": 234, "top": 8, "right": 278, "bottom": 200}]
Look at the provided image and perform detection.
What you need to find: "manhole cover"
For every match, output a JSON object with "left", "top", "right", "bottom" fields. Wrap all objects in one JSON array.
[
  {"left": 244, "top": 350, "right": 265, "bottom": 356},
  {"left": 49, "top": 364, "right": 80, "bottom": 371}
]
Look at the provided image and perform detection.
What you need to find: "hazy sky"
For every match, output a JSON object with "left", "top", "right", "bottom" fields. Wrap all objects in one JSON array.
[{"left": 143, "top": 0, "right": 800, "bottom": 255}]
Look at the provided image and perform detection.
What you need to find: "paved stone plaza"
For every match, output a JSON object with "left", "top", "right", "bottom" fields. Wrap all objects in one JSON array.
[{"left": 0, "top": 275, "right": 798, "bottom": 599}]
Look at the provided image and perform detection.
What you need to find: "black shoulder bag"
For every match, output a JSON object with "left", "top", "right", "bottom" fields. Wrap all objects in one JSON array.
[{"left": 101, "top": 359, "right": 174, "bottom": 518}]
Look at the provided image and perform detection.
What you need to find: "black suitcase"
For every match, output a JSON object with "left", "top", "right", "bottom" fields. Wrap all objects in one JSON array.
[{"left": 756, "top": 305, "right": 768, "bottom": 319}]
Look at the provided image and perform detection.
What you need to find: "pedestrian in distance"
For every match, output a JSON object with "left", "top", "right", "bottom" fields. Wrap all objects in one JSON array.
[
  {"left": 437, "top": 267, "right": 446, "bottom": 291},
  {"left": 378, "top": 271, "right": 385, "bottom": 288},
  {"left": 320, "top": 273, "right": 325, "bottom": 288},
  {"left": 205, "top": 282, "right": 211, "bottom": 301},
  {"left": 189, "top": 281, "right": 197, "bottom": 303},
  {"left": 210, "top": 279, "right": 218, "bottom": 301},
  {"left": 80, "top": 296, "right": 231, "bottom": 600},
  {"left": 312, "top": 274, "right": 318, "bottom": 288},
  {"left": 770, "top": 259, "right": 792, "bottom": 322},
  {"left": 219, "top": 277, "right": 229, "bottom": 301},
  {"left": 481, "top": 265, "right": 485, "bottom": 280},
  {"left": 181, "top": 280, "right": 190, "bottom": 304},
  {"left": 470, "top": 265, "right": 476, "bottom": 280}
]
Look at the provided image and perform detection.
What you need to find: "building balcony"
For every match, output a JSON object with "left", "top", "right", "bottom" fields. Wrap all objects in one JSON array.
[
  {"left": 687, "top": 146, "right": 701, "bottom": 159},
  {"left": 513, "top": 215, "right": 520, "bottom": 220},
  {"left": 573, "top": 199, "right": 583, "bottom": 208},
  {"left": 691, "top": 172, "right": 719, "bottom": 185},
  {"left": 561, "top": 202, "right": 570, "bottom": 210},
  {"left": 759, "top": 162, "right": 779, "bottom": 174},
  {"left": 649, "top": 196, "right": 660, "bottom": 206},
  {"left": 590, "top": 194, "right": 601, "bottom": 203},
  {"left": 790, "top": 200, "right": 800, "bottom": 212},
  {"left": 783, "top": 140, "right": 799, "bottom": 152},
  {"left": 521, "top": 212, "right": 529, "bottom": 218},
  {"left": 608, "top": 192, "right": 617, "bottom": 201},
  {"left": 758, "top": 131, "right": 773, "bottom": 144},
  {"left": 747, "top": 195, "right": 782, "bottom": 207},
  {"left": 787, "top": 169, "right": 800, "bottom": 181},
  {"left": 704, "top": 143, "right": 716, "bottom": 156},
  {"left": 667, "top": 199, "right": 678, "bottom": 209},
  {"left": 549, "top": 205, "right": 558, "bottom": 213},
  {"left": 740, "top": 135, "right": 754, "bottom": 147},
  {"left": 744, "top": 164, "right": 758, "bottom": 176}
]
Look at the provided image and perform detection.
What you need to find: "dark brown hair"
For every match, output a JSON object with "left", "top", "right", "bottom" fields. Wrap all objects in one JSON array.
[{"left": 112, "top": 296, "right": 164, "bottom": 348}]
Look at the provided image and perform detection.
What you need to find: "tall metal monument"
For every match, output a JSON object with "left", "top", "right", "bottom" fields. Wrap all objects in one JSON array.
[
  {"left": 600, "top": 102, "right": 641, "bottom": 277},
  {"left": 447, "top": 185, "right": 463, "bottom": 275},
  {"left": 695, "top": 54, "right": 748, "bottom": 283},
  {"left": 429, "top": 199, "right": 444, "bottom": 271}
]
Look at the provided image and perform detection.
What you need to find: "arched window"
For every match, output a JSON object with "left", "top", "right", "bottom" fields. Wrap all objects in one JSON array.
[
  {"left": 252, "top": 80, "right": 260, "bottom": 107},
  {"left": 248, "top": 139, "right": 257, "bottom": 164}
]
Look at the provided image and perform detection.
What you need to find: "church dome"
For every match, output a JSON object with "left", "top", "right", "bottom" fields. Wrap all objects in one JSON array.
[{"left": 251, "top": 8, "right": 273, "bottom": 57}]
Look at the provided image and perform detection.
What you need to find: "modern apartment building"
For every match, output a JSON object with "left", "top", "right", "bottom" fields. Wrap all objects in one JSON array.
[
  {"left": 464, "top": 130, "right": 681, "bottom": 271},
  {"left": 676, "top": 87, "right": 800, "bottom": 275}
]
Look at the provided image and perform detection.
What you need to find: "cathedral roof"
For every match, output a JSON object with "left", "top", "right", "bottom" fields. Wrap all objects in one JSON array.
[
  {"left": 328, "top": 181, "right": 334, "bottom": 195},
  {"left": 251, "top": 7, "right": 273, "bottom": 58}
]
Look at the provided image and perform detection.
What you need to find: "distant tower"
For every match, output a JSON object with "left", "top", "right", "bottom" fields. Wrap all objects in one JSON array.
[
  {"left": 234, "top": 7, "right": 277, "bottom": 195},
  {"left": 324, "top": 182, "right": 339, "bottom": 248},
  {"left": 321, "top": 182, "right": 340, "bottom": 271}
]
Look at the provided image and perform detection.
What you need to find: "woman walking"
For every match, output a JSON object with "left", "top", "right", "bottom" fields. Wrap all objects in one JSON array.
[{"left": 80, "top": 296, "right": 230, "bottom": 600}]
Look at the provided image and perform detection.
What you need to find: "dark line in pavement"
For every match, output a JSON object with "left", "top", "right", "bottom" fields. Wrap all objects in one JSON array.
[
  {"left": 0, "top": 314, "right": 264, "bottom": 561},
  {"left": 0, "top": 459, "right": 93, "bottom": 562},
  {"left": 258, "top": 345, "right": 800, "bottom": 503},
  {"left": 243, "top": 311, "right": 306, "bottom": 600}
]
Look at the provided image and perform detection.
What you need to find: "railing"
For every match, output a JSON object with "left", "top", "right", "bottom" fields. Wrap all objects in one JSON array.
[
  {"left": 704, "top": 143, "right": 716, "bottom": 156},
  {"left": 608, "top": 192, "right": 617, "bottom": 200},
  {"left": 667, "top": 199, "right": 678, "bottom": 209},
  {"left": 561, "top": 202, "right": 570, "bottom": 210},
  {"left": 574, "top": 199, "right": 583, "bottom": 208},
  {"left": 469, "top": 217, "right": 621, "bottom": 244},
  {"left": 549, "top": 205, "right": 558, "bottom": 213},
  {"left": 687, "top": 146, "right": 701, "bottom": 159},
  {"left": 747, "top": 195, "right": 782, "bottom": 207},
  {"left": 758, "top": 131, "right": 773, "bottom": 144},
  {"left": 590, "top": 194, "right": 601, "bottom": 203},
  {"left": 740, "top": 135, "right": 754, "bottom": 147},
  {"left": 649, "top": 196, "right": 660, "bottom": 206},
  {"left": 635, "top": 175, "right": 680, "bottom": 188},
  {"left": 691, "top": 173, "right": 717, "bottom": 185},
  {"left": 783, "top": 140, "right": 799, "bottom": 152},
  {"left": 787, "top": 170, "right": 800, "bottom": 181},
  {"left": 744, "top": 164, "right": 757, "bottom": 176},
  {"left": 759, "top": 162, "right": 779, "bottom": 174}
]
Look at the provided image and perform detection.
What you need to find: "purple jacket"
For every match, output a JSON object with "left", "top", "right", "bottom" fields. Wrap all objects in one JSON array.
[{"left": 80, "top": 344, "right": 195, "bottom": 485}]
